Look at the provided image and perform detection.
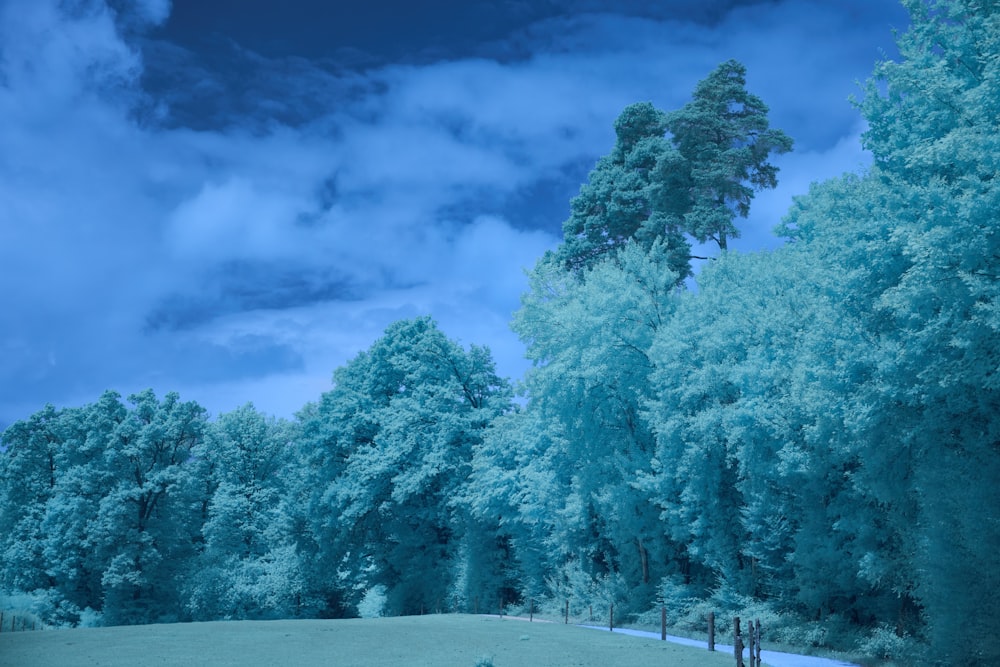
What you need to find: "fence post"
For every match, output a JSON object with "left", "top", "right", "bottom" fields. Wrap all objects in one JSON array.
[
  {"left": 565, "top": 599, "right": 569, "bottom": 624},
  {"left": 589, "top": 605, "right": 592, "bottom": 622},
  {"left": 661, "top": 605, "right": 666, "bottom": 640},
  {"left": 734, "top": 616, "right": 744, "bottom": 667},
  {"left": 474, "top": 596, "right": 479, "bottom": 615},
  {"left": 609, "top": 603, "right": 614, "bottom": 632},
  {"left": 1, "top": 610, "right": 4, "bottom": 633},
  {"left": 754, "top": 619, "right": 762, "bottom": 666},
  {"left": 708, "top": 611, "right": 715, "bottom": 651},
  {"left": 529, "top": 599, "right": 534, "bottom": 622},
  {"left": 747, "top": 619, "right": 755, "bottom": 666}
]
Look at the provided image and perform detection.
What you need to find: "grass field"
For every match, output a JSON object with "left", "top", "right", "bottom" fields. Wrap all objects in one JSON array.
[{"left": 0, "top": 614, "right": 743, "bottom": 667}]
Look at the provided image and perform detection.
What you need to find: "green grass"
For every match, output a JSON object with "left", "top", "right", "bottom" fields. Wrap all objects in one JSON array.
[{"left": 0, "top": 613, "right": 741, "bottom": 667}]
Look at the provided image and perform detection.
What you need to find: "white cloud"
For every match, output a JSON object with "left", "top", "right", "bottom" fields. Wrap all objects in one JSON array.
[
  {"left": 134, "top": 0, "right": 171, "bottom": 26},
  {"left": 444, "top": 215, "right": 555, "bottom": 307},
  {"left": 166, "top": 177, "right": 306, "bottom": 262},
  {"left": 336, "top": 118, "right": 522, "bottom": 197},
  {"left": 0, "top": 0, "right": 140, "bottom": 113}
]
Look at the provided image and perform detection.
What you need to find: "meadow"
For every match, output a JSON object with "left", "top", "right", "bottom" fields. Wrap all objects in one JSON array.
[{"left": 0, "top": 614, "right": 742, "bottom": 667}]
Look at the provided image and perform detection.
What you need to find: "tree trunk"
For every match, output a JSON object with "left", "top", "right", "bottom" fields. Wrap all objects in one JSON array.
[{"left": 637, "top": 538, "right": 649, "bottom": 584}]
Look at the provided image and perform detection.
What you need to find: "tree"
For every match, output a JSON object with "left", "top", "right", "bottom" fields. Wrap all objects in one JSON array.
[
  {"left": 510, "top": 241, "right": 681, "bottom": 610},
  {"left": 775, "top": 174, "right": 921, "bottom": 635},
  {"left": 666, "top": 59, "right": 793, "bottom": 250},
  {"left": 299, "top": 317, "right": 512, "bottom": 616},
  {"left": 0, "top": 405, "right": 75, "bottom": 603},
  {"left": 855, "top": 2, "right": 1000, "bottom": 662},
  {"left": 644, "top": 227, "right": 915, "bottom": 633},
  {"left": 557, "top": 102, "right": 692, "bottom": 277},
  {"left": 38, "top": 393, "right": 127, "bottom": 624},
  {"left": 459, "top": 407, "right": 573, "bottom": 611},
  {"left": 92, "top": 390, "right": 208, "bottom": 624},
  {"left": 557, "top": 60, "right": 791, "bottom": 275},
  {"left": 0, "top": 390, "right": 210, "bottom": 626},
  {"left": 185, "top": 404, "right": 306, "bottom": 621}
]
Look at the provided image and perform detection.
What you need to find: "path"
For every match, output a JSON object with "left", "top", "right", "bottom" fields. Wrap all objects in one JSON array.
[
  {"left": 577, "top": 625, "right": 861, "bottom": 667},
  {"left": 470, "top": 615, "right": 861, "bottom": 667}
]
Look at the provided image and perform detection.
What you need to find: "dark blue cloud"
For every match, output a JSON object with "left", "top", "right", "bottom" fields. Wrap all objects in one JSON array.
[
  {"left": 144, "top": 262, "right": 364, "bottom": 332},
  {"left": 157, "top": 1, "right": 814, "bottom": 65}
]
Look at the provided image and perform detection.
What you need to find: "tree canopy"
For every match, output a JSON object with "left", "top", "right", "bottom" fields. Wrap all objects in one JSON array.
[{"left": 556, "top": 59, "right": 792, "bottom": 277}]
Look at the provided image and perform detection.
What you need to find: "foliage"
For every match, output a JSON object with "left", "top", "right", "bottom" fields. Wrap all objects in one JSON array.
[
  {"left": 856, "top": 2, "right": 1000, "bottom": 663},
  {"left": 855, "top": 624, "right": 913, "bottom": 663},
  {"left": 557, "top": 60, "right": 791, "bottom": 275},
  {"left": 666, "top": 59, "right": 793, "bottom": 250},
  {"left": 0, "top": 390, "right": 208, "bottom": 625},
  {"left": 297, "top": 317, "right": 513, "bottom": 616},
  {"left": 1, "top": 9, "right": 997, "bottom": 665},
  {"left": 184, "top": 404, "right": 306, "bottom": 621}
]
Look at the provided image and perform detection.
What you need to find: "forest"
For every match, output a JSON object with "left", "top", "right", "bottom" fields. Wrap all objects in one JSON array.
[{"left": 1, "top": 2, "right": 997, "bottom": 665}]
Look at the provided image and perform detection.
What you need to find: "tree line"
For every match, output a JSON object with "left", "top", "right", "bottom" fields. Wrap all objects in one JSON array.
[{"left": 2, "top": 2, "right": 997, "bottom": 664}]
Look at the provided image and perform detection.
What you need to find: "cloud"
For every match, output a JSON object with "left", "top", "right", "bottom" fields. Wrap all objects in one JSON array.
[
  {"left": 132, "top": 0, "right": 172, "bottom": 26},
  {"left": 736, "top": 118, "right": 874, "bottom": 253},
  {"left": 0, "top": 0, "right": 906, "bottom": 425},
  {"left": 166, "top": 177, "right": 308, "bottom": 262},
  {"left": 446, "top": 215, "right": 555, "bottom": 308}
]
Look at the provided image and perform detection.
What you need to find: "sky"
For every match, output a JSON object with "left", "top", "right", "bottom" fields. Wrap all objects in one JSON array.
[{"left": 0, "top": 0, "right": 911, "bottom": 427}]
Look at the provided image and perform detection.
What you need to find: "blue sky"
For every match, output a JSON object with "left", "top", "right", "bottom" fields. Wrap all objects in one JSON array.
[{"left": 0, "top": 0, "right": 909, "bottom": 426}]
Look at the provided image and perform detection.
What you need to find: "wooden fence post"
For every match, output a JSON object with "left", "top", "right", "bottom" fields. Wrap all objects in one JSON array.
[
  {"left": 1, "top": 610, "right": 4, "bottom": 633},
  {"left": 754, "top": 619, "right": 762, "bottom": 666},
  {"left": 708, "top": 611, "right": 715, "bottom": 651},
  {"left": 746, "top": 619, "right": 755, "bottom": 667},
  {"left": 529, "top": 599, "right": 534, "bottom": 622},
  {"left": 564, "top": 599, "right": 569, "bottom": 624},
  {"left": 734, "top": 616, "right": 745, "bottom": 667},
  {"left": 661, "top": 605, "right": 666, "bottom": 640},
  {"left": 589, "top": 605, "right": 592, "bottom": 622},
  {"left": 610, "top": 603, "right": 615, "bottom": 631}
]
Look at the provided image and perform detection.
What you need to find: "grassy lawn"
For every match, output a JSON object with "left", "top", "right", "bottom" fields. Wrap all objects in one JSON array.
[{"left": 0, "top": 613, "right": 741, "bottom": 667}]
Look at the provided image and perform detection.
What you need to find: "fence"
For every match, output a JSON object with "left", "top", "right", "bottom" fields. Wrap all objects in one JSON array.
[
  {"left": 471, "top": 597, "right": 765, "bottom": 667},
  {"left": 734, "top": 616, "right": 763, "bottom": 667},
  {"left": 0, "top": 610, "right": 42, "bottom": 632}
]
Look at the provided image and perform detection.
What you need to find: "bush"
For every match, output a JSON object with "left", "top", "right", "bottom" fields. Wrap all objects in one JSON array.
[
  {"left": 0, "top": 589, "right": 59, "bottom": 629},
  {"left": 855, "top": 624, "right": 912, "bottom": 662},
  {"left": 357, "top": 585, "right": 388, "bottom": 619}
]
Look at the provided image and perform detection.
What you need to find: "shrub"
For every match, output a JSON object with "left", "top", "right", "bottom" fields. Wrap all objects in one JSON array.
[{"left": 855, "top": 624, "right": 911, "bottom": 662}]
